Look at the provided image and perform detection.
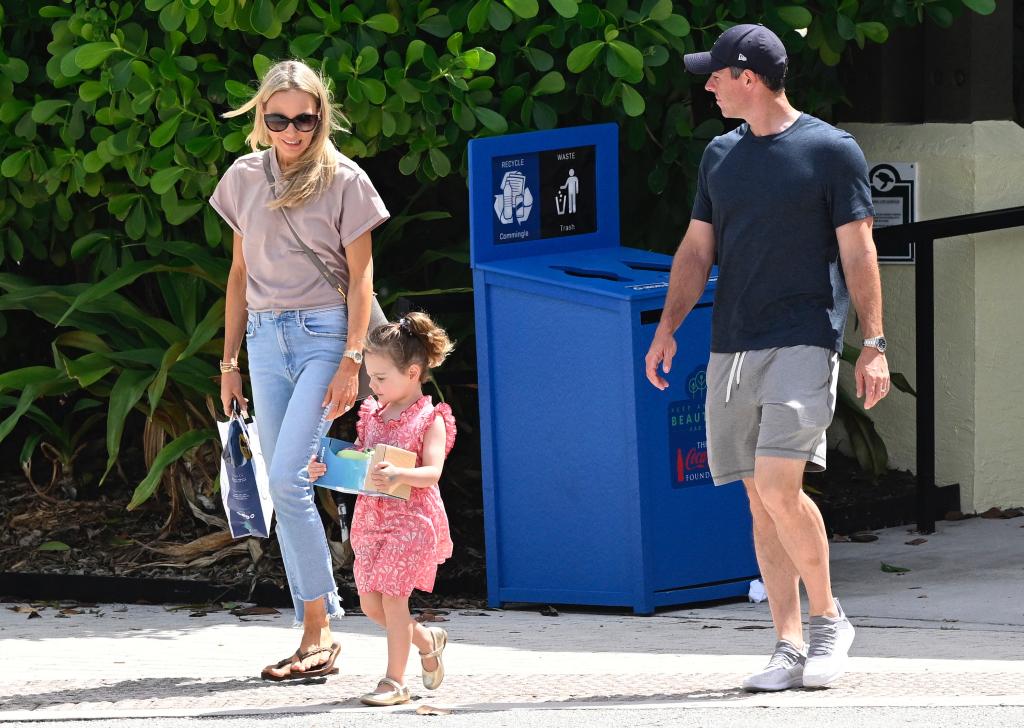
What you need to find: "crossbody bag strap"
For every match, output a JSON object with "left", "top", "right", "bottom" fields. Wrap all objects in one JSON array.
[{"left": 262, "top": 151, "right": 347, "bottom": 303}]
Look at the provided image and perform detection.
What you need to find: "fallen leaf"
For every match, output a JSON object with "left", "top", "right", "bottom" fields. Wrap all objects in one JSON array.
[
  {"left": 980, "top": 507, "right": 1006, "bottom": 519},
  {"left": 37, "top": 541, "right": 71, "bottom": 552},
  {"left": 881, "top": 562, "right": 912, "bottom": 573},
  {"left": 850, "top": 532, "right": 879, "bottom": 543},
  {"left": 905, "top": 538, "right": 928, "bottom": 546},
  {"left": 231, "top": 606, "right": 280, "bottom": 616},
  {"left": 832, "top": 534, "right": 851, "bottom": 542},
  {"left": 702, "top": 625, "right": 721, "bottom": 629},
  {"left": 539, "top": 605, "right": 559, "bottom": 617},
  {"left": 415, "top": 613, "right": 450, "bottom": 623},
  {"left": 459, "top": 611, "right": 488, "bottom": 617},
  {"left": 735, "top": 625, "right": 771, "bottom": 630},
  {"left": 416, "top": 705, "right": 453, "bottom": 716},
  {"left": 28, "top": 611, "right": 42, "bottom": 619},
  {"left": 60, "top": 608, "right": 80, "bottom": 616},
  {"left": 1003, "top": 507, "right": 1023, "bottom": 518},
  {"left": 190, "top": 611, "right": 208, "bottom": 618},
  {"left": 8, "top": 605, "right": 39, "bottom": 616},
  {"left": 917, "top": 595, "right": 928, "bottom": 598}
]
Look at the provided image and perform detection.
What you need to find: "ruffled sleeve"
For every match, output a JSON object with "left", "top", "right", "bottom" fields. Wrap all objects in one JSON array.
[
  {"left": 354, "top": 397, "right": 380, "bottom": 448},
  {"left": 422, "top": 403, "right": 457, "bottom": 457}
]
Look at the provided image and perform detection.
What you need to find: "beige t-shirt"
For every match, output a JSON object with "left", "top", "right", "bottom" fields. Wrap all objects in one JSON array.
[{"left": 210, "top": 148, "right": 389, "bottom": 311}]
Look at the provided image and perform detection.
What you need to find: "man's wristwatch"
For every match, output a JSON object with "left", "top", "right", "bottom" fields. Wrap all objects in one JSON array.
[
  {"left": 863, "top": 336, "right": 887, "bottom": 354},
  {"left": 343, "top": 349, "right": 364, "bottom": 364}
]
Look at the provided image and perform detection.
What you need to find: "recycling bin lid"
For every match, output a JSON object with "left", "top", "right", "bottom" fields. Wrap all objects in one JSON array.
[{"left": 475, "top": 246, "right": 718, "bottom": 303}]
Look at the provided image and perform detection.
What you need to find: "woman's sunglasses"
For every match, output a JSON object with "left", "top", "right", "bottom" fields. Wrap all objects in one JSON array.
[{"left": 264, "top": 112, "right": 320, "bottom": 133}]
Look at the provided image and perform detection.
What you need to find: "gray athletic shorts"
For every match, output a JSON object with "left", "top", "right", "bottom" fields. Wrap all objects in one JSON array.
[{"left": 705, "top": 345, "right": 839, "bottom": 486}]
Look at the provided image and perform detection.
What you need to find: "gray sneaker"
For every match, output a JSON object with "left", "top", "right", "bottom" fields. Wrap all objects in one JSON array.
[
  {"left": 803, "top": 598, "right": 856, "bottom": 687},
  {"left": 742, "top": 639, "right": 806, "bottom": 692}
]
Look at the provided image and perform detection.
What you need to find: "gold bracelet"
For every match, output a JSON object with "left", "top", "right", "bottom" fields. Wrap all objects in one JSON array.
[{"left": 219, "top": 359, "right": 240, "bottom": 374}]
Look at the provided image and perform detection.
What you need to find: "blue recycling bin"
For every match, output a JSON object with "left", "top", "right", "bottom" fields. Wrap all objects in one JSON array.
[{"left": 469, "top": 123, "right": 757, "bottom": 614}]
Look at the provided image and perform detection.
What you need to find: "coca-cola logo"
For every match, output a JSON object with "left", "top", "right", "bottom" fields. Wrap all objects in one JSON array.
[{"left": 676, "top": 447, "right": 708, "bottom": 481}]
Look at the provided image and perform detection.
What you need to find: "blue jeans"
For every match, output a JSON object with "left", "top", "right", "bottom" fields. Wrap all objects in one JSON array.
[{"left": 246, "top": 305, "right": 348, "bottom": 624}]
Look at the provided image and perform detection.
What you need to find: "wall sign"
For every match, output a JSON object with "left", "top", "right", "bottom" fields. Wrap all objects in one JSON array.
[
  {"left": 869, "top": 162, "right": 917, "bottom": 263},
  {"left": 491, "top": 145, "right": 596, "bottom": 245}
]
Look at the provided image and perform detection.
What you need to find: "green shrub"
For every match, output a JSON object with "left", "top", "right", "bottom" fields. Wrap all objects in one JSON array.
[{"left": 0, "top": 0, "right": 992, "bottom": 514}]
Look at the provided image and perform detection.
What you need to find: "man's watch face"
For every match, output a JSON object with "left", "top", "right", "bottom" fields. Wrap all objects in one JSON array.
[{"left": 871, "top": 337, "right": 887, "bottom": 353}]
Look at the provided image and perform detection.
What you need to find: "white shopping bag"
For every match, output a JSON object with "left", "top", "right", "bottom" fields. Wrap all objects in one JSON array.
[{"left": 218, "top": 408, "right": 273, "bottom": 538}]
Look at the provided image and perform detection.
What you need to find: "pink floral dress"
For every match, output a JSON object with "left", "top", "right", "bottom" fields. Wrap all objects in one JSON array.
[{"left": 350, "top": 395, "right": 455, "bottom": 597}]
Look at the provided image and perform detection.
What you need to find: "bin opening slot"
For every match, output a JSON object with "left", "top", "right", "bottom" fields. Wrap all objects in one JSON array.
[
  {"left": 640, "top": 309, "right": 662, "bottom": 325},
  {"left": 624, "top": 261, "right": 671, "bottom": 273},
  {"left": 551, "top": 265, "right": 631, "bottom": 282}
]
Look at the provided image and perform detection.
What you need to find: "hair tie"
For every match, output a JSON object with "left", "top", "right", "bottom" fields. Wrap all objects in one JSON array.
[{"left": 398, "top": 317, "right": 412, "bottom": 334}]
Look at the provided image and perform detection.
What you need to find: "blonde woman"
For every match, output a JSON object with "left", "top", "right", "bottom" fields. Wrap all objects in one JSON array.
[{"left": 211, "top": 60, "right": 389, "bottom": 680}]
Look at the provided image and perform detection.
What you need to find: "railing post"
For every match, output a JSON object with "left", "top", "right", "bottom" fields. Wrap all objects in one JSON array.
[{"left": 915, "top": 239, "right": 936, "bottom": 534}]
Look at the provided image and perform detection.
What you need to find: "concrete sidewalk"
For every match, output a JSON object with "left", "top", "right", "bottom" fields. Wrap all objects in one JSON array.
[{"left": 1, "top": 517, "right": 1022, "bottom": 723}]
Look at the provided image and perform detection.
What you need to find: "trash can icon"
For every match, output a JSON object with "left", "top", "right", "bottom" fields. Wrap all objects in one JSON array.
[{"left": 469, "top": 124, "right": 758, "bottom": 614}]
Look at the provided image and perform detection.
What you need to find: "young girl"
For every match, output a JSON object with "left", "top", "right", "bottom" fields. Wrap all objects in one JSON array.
[{"left": 308, "top": 312, "right": 456, "bottom": 706}]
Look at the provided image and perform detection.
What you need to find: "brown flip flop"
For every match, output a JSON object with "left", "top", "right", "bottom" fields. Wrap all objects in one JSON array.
[{"left": 260, "top": 643, "right": 341, "bottom": 681}]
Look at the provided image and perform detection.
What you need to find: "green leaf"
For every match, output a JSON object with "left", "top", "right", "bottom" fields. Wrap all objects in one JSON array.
[
  {"left": 620, "top": 84, "right": 645, "bottom": 117},
  {"left": 777, "top": 6, "right": 813, "bottom": 28},
  {"left": 70, "top": 233, "right": 110, "bottom": 259},
  {"left": 0, "top": 366, "right": 63, "bottom": 392},
  {"left": 289, "top": 34, "right": 324, "bottom": 57},
  {"left": 37, "top": 541, "right": 71, "bottom": 552},
  {"left": 251, "top": 0, "right": 276, "bottom": 34},
  {"left": 548, "top": 0, "right": 578, "bottom": 18},
  {"left": 657, "top": 14, "right": 690, "bottom": 37},
  {"left": 151, "top": 166, "right": 186, "bottom": 194},
  {"left": 177, "top": 298, "right": 226, "bottom": 363},
  {"left": 147, "top": 341, "right": 187, "bottom": 416},
  {"left": 56, "top": 260, "right": 163, "bottom": 326},
  {"left": 609, "top": 40, "right": 644, "bottom": 71},
  {"left": 567, "top": 40, "right": 605, "bottom": 73},
  {"left": 75, "top": 42, "right": 119, "bottom": 69},
  {"left": 473, "top": 107, "right": 508, "bottom": 133},
  {"left": 488, "top": 2, "right": 513, "bottom": 30},
  {"left": 79, "top": 81, "right": 108, "bottom": 102},
  {"left": 428, "top": 148, "right": 451, "bottom": 177},
  {"left": 531, "top": 71, "right": 565, "bottom": 96},
  {"left": 926, "top": 5, "right": 954, "bottom": 27},
  {"left": 365, "top": 13, "right": 399, "bottom": 32},
  {"left": 880, "top": 562, "right": 911, "bottom": 573},
  {"left": 31, "top": 100, "right": 71, "bottom": 124},
  {"left": 253, "top": 53, "right": 272, "bottom": 78},
  {"left": 523, "top": 47, "right": 554, "bottom": 72},
  {"left": 150, "top": 112, "right": 183, "bottom": 148},
  {"left": 649, "top": 0, "right": 672, "bottom": 21},
  {"left": 837, "top": 14, "right": 856, "bottom": 41},
  {"left": 468, "top": 0, "right": 490, "bottom": 32},
  {"left": 857, "top": 22, "right": 889, "bottom": 44},
  {"left": 159, "top": 0, "right": 186, "bottom": 31},
  {"left": 127, "top": 429, "right": 216, "bottom": 510},
  {"left": 962, "top": 0, "right": 996, "bottom": 14},
  {"left": 0, "top": 386, "right": 42, "bottom": 445},
  {"left": 418, "top": 14, "right": 453, "bottom": 37},
  {"left": 1, "top": 150, "right": 31, "bottom": 178},
  {"left": 504, "top": 0, "right": 539, "bottom": 18},
  {"left": 103, "top": 369, "right": 155, "bottom": 483}
]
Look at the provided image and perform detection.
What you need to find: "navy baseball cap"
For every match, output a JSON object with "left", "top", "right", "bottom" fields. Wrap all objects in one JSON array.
[{"left": 683, "top": 24, "right": 787, "bottom": 77}]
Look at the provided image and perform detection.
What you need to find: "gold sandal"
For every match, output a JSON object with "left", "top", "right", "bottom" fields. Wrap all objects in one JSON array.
[
  {"left": 359, "top": 677, "right": 411, "bottom": 706},
  {"left": 420, "top": 626, "right": 447, "bottom": 690}
]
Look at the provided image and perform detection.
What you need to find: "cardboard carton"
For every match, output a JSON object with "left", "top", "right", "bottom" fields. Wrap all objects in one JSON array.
[{"left": 313, "top": 437, "right": 416, "bottom": 500}]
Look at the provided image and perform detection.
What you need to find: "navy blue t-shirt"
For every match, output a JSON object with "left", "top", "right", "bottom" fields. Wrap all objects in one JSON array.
[{"left": 692, "top": 114, "right": 874, "bottom": 354}]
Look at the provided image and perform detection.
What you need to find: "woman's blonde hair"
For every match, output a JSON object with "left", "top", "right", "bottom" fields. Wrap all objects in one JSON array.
[
  {"left": 222, "top": 59, "right": 348, "bottom": 209},
  {"left": 366, "top": 312, "right": 455, "bottom": 382}
]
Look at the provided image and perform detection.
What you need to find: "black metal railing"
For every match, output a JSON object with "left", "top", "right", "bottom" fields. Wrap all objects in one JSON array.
[{"left": 873, "top": 205, "right": 1024, "bottom": 533}]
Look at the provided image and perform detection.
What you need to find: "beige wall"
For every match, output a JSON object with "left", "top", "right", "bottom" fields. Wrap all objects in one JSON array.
[{"left": 834, "top": 122, "right": 1024, "bottom": 511}]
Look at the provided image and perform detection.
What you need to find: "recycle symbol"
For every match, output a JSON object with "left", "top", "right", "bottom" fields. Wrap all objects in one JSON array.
[{"left": 494, "top": 170, "right": 533, "bottom": 225}]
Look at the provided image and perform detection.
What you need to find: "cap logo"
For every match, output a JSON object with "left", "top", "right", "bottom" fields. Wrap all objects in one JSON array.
[{"left": 737, "top": 53, "right": 747, "bottom": 61}]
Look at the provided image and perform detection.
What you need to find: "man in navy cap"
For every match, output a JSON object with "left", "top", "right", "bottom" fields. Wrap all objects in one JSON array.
[{"left": 645, "top": 24, "right": 891, "bottom": 691}]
